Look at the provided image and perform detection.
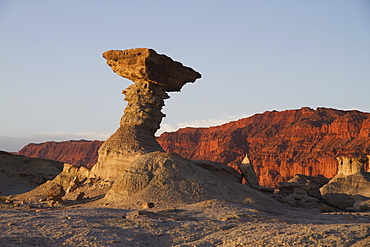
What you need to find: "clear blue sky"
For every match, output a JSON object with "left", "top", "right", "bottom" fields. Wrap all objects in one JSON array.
[{"left": 1, "top": 0, "right": 369, "bottom": 151}]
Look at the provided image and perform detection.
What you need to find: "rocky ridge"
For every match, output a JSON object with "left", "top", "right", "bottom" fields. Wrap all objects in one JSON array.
[
  {"left": 18, "top": 107, "right": 370, "bottom": 187},
  {"left": 0, "top": 151, "right": 63, "bottom": 195},
  {"left": 158, "top": 107, "right": 370, "bottom": 187},
  {"left": 17, "top": 140, "right": 101, "bottom": 168}
]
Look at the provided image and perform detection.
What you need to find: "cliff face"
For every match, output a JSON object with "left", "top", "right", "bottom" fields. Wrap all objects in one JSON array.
[
  {"left": 157, "top": 107, "right": 370, "bottom": 187},
  {"left": 18, "top": 140, "right": 102, "bottom": 168},
  {"left": 17, "top": 107, "right": 370, "bottom": 187}
]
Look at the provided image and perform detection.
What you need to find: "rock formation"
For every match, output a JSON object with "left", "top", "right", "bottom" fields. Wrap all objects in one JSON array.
[
  {"left": 91, "top": 48, "right": 201, "bottom": 178},
  {"left": 0, "top": 151, "right": 63, "bottom": 195},
  {"left": 158, "top": 107, "right": 370, "bottom": 187},
  {"left": 287, "top": 174, "right": 329, "bottom": 190},
  {"left": 103, "top": 152, "right": 257, "bottom": 208},
  {"left": 11, "top": 48, "right": 284, "bottom": 209},
  {"left": 18, "top": 107, "right": 370, "bottom": 187},
  {"left": 239, "top": 154, "right": 259, "bottom": 188},
  {"left": 271, "top": 174, "right": 328, "bottom": 208},
  {"left": 321, "top": 193, "right": 355, "bottom": 210},
  {"left": 279, "top": 187, "right": 320, "bottom": 208},
  {"left": 320, "top": 156, "right": 370, "bottom": 197},
  {"left": 18, "top": 140, "right": 101, "bottom": 168}
]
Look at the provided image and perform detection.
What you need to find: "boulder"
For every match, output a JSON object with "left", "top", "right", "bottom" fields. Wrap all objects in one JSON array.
[
  {"left": 280, "top": 188, "right": 319, "bottom": 208},
  {"left": 142, "top": 202, "right": 155, "bottom": 209},
  {"left": 288, "top": 174, "right": 329, "bottom": 189},
  {"left": 46, "top": 183, "right": 66, "bottom": 201},
  {"left": 277, "top": 182, "right": 322, "bottom": 199},
  {"left": 76, "top": 192, "right": 85, "bottom": 201},
  {"left": 322, "top": 193, "right": 355, "bottom": 210},
  {"left": 52, "top": 164, "right": 90, "bottom": 189}
]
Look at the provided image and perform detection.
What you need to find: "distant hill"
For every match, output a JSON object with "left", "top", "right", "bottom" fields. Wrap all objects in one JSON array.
[
  {"left": 18, "top": 107, "right": 370, "bottom": 187},
  {"left": 158, "top": 107, "right": 370, "bottom": 186},
  {"left": 0, "top": 151, "right": 63, "bottom": 195},
  {"left": 18, "top": 140, "right": 102, "bottom": 168}
]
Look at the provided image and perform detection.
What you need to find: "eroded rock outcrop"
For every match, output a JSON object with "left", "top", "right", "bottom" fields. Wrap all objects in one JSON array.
[
  {"left": 320, "top": 156, "right": 370, "bottom": 197},
  {"left": 0, "top": 151, "right": 63, "bottom": 195},
  {"left": 11, "top": 49, "right": 284, "bottom": 210},
  {"left": 158, "top": 107, "right": 370, "bottom": 187},
  {"left": 271, "top": 174, "right": 328, "bottom": 208},
  {"left": 18, "top": 140, "right": 101, "bottom": 168},
  {"left": 239, "top": 154, "right": 259, "bottom": 188},
  {"left": 91, "top": 48, "right": 201, "bottom": 179},
  {"left": 18, "top": 108, "right": 370, "bottom": 187},
  {"left": 322, "top": 193, "right": 355, "bottom": 210},
  {"left": 103, "top": 152, "right": 262, "bottom": 208}
]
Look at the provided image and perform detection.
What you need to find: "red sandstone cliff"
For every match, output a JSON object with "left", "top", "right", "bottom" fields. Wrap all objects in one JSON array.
[
  {"left": 18, "top": 140, "right": 102, "bottom": 168},
  {"left": 157, "top": 107, "right": 370, "bottom": 187},
  {"left": 18, "top": 107, "right": 370, "bottom": 187}
]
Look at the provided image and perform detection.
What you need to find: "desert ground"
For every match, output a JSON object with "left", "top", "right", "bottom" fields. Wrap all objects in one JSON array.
[{"left": 1, "top": 198, "right": 370, "bottom": 247}]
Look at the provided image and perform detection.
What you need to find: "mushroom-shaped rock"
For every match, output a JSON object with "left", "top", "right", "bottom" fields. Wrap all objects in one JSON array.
[
  {"left": 102, "top": 48, "right": 201, "bottom": 91},
  {"left": 91, "top": 48, "right": 201, "bottom": 179}
]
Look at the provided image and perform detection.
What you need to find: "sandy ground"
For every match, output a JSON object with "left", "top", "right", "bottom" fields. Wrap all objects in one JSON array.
[{"left": 1, "top": 199, "right": 370, "bottom": 247}]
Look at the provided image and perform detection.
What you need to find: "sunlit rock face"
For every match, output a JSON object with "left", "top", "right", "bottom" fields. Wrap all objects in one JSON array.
[
  {"left": 158, "top": 107, "right": 370, "bottom": 187},
  {"left": 18, "top": 107, "right": 370, "bottom": 186},
  {"left": 320, "top": 156, "right": 370, "bottom": 197},
  {"left": 91, "top": 48, "right": 201, "bottom": 179}
]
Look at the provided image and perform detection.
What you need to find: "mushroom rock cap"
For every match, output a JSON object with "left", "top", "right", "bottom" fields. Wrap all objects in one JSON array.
[{"left": 102, "top": 48, "right": 201, "bottom": 91}]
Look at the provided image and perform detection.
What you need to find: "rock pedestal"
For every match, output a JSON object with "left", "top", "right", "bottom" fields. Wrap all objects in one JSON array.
[{"left": 91, "top": 48, "right": 201, "bottom": 179}]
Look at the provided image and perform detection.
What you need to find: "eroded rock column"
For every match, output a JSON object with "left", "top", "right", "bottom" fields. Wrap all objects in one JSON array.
[{"left": 91, "top": 48, "right": 201, "bottom": 179}]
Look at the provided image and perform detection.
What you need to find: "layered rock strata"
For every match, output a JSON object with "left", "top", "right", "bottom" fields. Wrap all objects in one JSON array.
[
  {"left": 158, "top": 107, "right": 370, "bottom": 187},
  {"left": 104, "top": 152, "right": 252, "bottom": 207},
  {"left": 18, "top": 107, "right": 370, "bottom": 187},
  {"left": 91, "top": 48, "right": 201, "bottom": 178},
  {"left": 17, "top": 140, "right": 101, "bottom": 168},
  {"left": 320, "top": 156, "right": 370, "bottom": 197}
]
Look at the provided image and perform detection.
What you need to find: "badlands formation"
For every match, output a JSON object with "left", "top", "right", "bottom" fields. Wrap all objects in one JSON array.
[
  {"left": 9, "top": 48, "right": 273, "bottom": 208},
  {"left": 1, "top": 48, "right": 370, "bottom": 246},
  {"left": 18, "top": 107, "right": 370, "bottom": 187}
]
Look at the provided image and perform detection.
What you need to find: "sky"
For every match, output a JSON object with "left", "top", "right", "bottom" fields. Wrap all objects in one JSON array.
[{"left": 1, "top": 0, "right": 370, "bottom": 152}]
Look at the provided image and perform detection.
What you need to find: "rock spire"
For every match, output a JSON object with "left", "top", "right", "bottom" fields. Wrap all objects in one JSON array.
[{"left": 91, "top": 48, "right": 201, "bottom": 178}]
